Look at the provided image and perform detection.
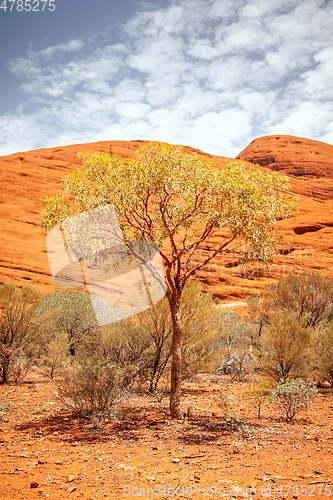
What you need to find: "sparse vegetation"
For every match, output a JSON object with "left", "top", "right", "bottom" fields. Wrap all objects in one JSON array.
[
  {"left": 42, "top": 142, "right": 296, "bottom": 418},
  {"left": 272, "top": 378, "right": 318, "bottom": 423},
  {"left": 0, "top": 281, "right": 55, "bottom": 384},
  {"left": 249, "top": 272, "right": 333, "bottom": 329},
  {"left": 309, "top": 321, "right": 333, "bottom": 386},
  {"left": 243, "top": 378, "right": 273, "bottom": 419},
  {"left": 252, "top": 310, "right": 311, "bottom": 381},
  {"left": 58, "top": 359, "right": 121, "bottom": 421},
  {"left": 214, "top": 311, "right": 253, "bottom": 381},
  {"left": 216, "top": 393, "right": 235, "bottom": 417}
]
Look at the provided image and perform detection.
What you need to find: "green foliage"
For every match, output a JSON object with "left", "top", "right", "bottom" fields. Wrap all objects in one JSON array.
[
  {"left": 41, "top": 141, "right": 296, "bottom": 419},
  {"left": 0, "top": 281, "right": 55, "bottom": 384},
  {"left": 261, "top": 272, "right": 333, "bottom": 329},
  {"left": 180, "top": 281, "right": 221, "bottom": 379},
  {"left": 137, "top": 296, "right": 172, "bottom": 392},
  {"left": 77, "top": 317, "right": 152, "bottom": 389},
  {"left": 76, "top": 281, "right": 222, "bottom": 391},
  {"left": 58, "top": 360, "right": 121, "bottom": 420},
  {"left": 309, "top": 322, "right": 333, "bottom": 386},
  {"left": 41, "top": 290, "right": 98, "bottom": 356},
  {"left": 249, "top": 272, "right": 333, "bottom": 385},
  {"left": 243, "top": 378, "right": 273, "bottom": 419},
  {"left": 42, "top": 142, "right": 296, "bottom": 288},
  {"left": 252, "top": 310, "right": 311, "bottom": 381},
  {"left": 40, "top": 331, "right": 71, "bottom": 379},
  {"left": 272, "top": 378, "right": 318, "bottom": 423}
]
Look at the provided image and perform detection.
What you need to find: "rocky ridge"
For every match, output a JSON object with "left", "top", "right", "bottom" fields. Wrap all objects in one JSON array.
[{"left": 0, "top": 136, "right": 332, "bottom": 301}]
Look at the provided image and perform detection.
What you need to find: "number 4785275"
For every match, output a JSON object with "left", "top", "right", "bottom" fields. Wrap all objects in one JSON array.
[{"left": 0, "top": 0, "right": 55, "bottom": 11}]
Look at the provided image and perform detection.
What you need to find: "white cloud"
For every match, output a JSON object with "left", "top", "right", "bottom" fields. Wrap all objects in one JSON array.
[
  {"left": 1, "top": 0, "right": 332, "bottom": 157},
  {"left": 35, "top": 39, "right": 85, "bottom": 58}
]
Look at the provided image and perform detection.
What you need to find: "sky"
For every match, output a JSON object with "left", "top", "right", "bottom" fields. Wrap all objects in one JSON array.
[{"left": 0, "top": 0, "right": 332, "bottom": 158}]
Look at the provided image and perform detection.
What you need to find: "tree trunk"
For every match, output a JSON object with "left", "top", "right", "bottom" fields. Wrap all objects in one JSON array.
[
  {"left": 169, "top": 292, "right": 182, "bottom": 419},
  {"left": 1, "top": 357, "right": 11, "bottom": 384}
]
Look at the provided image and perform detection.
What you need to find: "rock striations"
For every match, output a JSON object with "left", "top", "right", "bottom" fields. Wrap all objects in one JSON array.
[{"left": 0, "top": 136, "right": 332, "bottom": 302}]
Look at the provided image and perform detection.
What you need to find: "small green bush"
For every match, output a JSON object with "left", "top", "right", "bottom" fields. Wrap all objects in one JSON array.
[
  {"left": 216, "top": 393, "right": 235, "bottom": 417},
  {"left": 272, "top": 378, "right": 318, "bottom": 423},
  {"left": 243, "top": 378, "right": 273, "bottom": 419},
  {"left": 0, "top": 401, "right": 11, "bottom": 420}
]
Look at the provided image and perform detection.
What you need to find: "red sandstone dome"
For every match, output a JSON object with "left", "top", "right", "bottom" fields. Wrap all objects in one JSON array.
[
  {"left": 0, "top": 136, "right": 332, "bottom": 301},
  {"left": 236, "top": 135, "right": 333, "bottom": 201}
]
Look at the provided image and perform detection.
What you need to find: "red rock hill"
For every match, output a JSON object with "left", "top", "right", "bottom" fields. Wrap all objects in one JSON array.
[
  {"left": 236, "top": 135, "right": 333, "bottom": 201},
  {"left": 0, "top": 137, "right": 332, "bottom": 301}
]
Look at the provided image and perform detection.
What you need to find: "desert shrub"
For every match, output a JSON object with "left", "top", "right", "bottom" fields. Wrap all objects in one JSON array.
[
  {"left": 214, "top": 311, "right": 253, "bottom": 381},
  {"left": 40, "top": 331, "right": 71, "bottom": 379},
  {"left": 138, "top": 296, "right": 172, "bottom": 392},
  {"left": 249, "top": 272, "right": 333, "bottom": 329},
  {"left": 0, "top": 401, "right": 11, "bottom": 420},
  {"left": 252, "top": 310, "right": 311, "bottom": 381},
  {"left": 77, "top": 317, "right": 153, "bottom": 389},
  {"left": 309, "top": 322, "right": 333, "bottom": 386},
  {"left": 179, "top": 281, "right": 221, "bottom": 379},
  {"left": 0, "top": 281, "right": 55, "bottom": 384},
  {"left": 217, "top": 392, "right": 235, "bottom": 417},
  {"left": 58, "top": 360, "right": 121, "bottom": 420},
  {"left": 229, "top": 437, "right": 243, "bottom": 453},
  {"left": 41, "top": 290, "right": 98, "bottom": 356},
  {"left": 243, "top": 378, "right": 273, "bottom": 419},
  {"left": 137, "top": 281, "right": 222, "bottom": 388},
  {"left": 272, "top": 378, "right": 318, "bottom": 423},
  {"left": 9, "top": 348, "right": 31, "bottom": 384}
]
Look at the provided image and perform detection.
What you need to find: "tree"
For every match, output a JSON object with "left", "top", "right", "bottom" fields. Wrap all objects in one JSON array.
[
  {"left": 41, "top": 142, "right": 296, "bottom": 418},
  {"left": 252, "top": 310, "right": 311, "bottom": 381},
  {"left": 41, "top": 290, "right": 98, "bottom": 356},
  {"left": 310, "top": 321, "right": 333, "bottom": 386},
  {"left": 214, "top": 311, "right": 253, "bottom": 380},
  {"left": 250, "top": 272, "right": 333, "bottom": 329},
  {"left": 0, "top": 281, "right": 54, "bottom": 383}
]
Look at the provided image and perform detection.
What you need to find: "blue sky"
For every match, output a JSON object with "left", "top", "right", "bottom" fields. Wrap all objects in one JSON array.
[{"left": 0, "top": 0, "right": 332, "bottom": 157}]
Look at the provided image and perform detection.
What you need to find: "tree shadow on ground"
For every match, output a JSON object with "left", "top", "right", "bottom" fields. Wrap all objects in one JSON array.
[{"left": 14, "top": 400, "right": 261, "bottom": 445}]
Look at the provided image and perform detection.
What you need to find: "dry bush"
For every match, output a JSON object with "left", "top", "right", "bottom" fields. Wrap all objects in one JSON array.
[
  {"left": 214, "top": 311, "right": 253, "bottom": 381},
  {"left": 252, "top": 310, "right": 311, "bottom": 381},
  {"left": 77, "top": 318, "right": 152, "bottom": 389},
  {"left": 250, "top": 272, "right": 333, "bottom": 329},
  {"left": 40, "top": 331, "right": 71, "bottom": 379},
  {"left": 0, "top": 281, "right": 55, "bottom": 384},
  {"left": 309, "top": 322, "right": 333, "bottom": 386},
  {"left": 58, "top": 360, "right": 121, "bottom": 420}
]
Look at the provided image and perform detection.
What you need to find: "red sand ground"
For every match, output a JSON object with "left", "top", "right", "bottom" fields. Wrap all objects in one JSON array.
[
  {"left": 0, "top": 372, "right": 332, "bottom": 500},
  {"left": 0, "top": 136, "right": 333, "bottom": 499}
]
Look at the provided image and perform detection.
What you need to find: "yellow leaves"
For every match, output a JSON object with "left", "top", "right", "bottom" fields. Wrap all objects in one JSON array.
[{"left": 41, "top": 141, "right": 297, "bottom": 270}]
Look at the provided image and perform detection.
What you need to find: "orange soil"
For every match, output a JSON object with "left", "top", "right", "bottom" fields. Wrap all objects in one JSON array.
[{"left": 0, "top": 373, "right": 332, "bottom": 500}]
